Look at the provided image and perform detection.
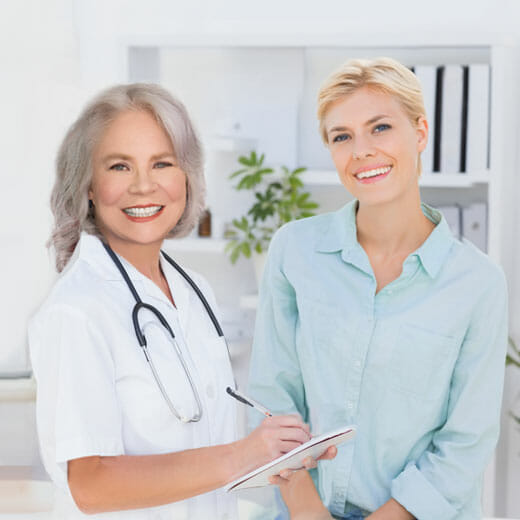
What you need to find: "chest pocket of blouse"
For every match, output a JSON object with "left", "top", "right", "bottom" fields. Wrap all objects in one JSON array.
[{"left": 389, "top": 323, "right": 457, "bottom": 400}]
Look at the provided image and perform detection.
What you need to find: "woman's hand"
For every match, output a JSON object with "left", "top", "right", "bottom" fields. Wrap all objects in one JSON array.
[
  {"left": 232, "top": 415, "right": 311, "bottom": 478},
  {"left": 270, "top": 469, "right": 332, "bottom": 520},
  {"left": 301, "top": 445, "right": 337, "bottom": 470},
  {"left": 272, "top": 444, "right": 337, "bottom": 482}
]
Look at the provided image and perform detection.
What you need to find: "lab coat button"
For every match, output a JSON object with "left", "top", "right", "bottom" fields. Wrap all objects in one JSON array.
[
  {"left": 346, "top": 401, "right": 354, "bottom": 410},
  {"left": 206, "top": 384, "right": 215, "bottom": 399}
]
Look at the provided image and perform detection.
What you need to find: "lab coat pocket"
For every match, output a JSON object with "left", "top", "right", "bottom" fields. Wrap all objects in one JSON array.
[{"left": 389, "top": 323, "right": 457, "bottom": 400}]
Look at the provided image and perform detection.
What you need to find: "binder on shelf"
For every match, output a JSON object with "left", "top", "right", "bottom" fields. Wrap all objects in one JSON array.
[
  {"left": 414, "top": 65, "right": 437, "bottom": 174},
  {"left": 437, "top": 205, "right": 462, "bottom": 239},
  {"left": 462, "top": 203, "right": 487, "bottom": 252},
  {"left": 466, "top": 64, "right": 490, "bottom": 173},
  {"left": 439, "top": 65, "right": 465, "bottom": 174}
]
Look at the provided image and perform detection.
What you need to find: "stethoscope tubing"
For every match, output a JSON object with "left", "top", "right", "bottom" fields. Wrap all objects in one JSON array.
[{"left": 102, "top": 241, "right": 233, "bottom": 423}]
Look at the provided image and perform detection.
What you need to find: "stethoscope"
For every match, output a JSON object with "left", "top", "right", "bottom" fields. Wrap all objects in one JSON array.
[{"left": 102, "top": 242, "right": 234, "bottom": 424}]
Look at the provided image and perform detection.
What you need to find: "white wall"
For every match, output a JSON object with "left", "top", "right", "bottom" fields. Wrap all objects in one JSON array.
[{"left": 0, "top": 0, "right": 88, "bottom": 373}]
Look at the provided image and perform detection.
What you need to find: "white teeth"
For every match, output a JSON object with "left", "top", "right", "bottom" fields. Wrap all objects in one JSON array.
[
  {"left": 123, "top": 205, "right": 163, "bottom": 217},
  {"left": 355, "top": 166, "right": 392, "bottom": 179}
]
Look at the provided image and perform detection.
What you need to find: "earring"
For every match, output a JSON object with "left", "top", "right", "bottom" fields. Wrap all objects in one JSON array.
[{"left": 88, "top": 199, "right": 94, "bottom": 209}]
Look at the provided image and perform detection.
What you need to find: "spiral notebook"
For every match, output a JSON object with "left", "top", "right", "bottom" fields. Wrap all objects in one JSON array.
[{"left": 226, "top": 425, "right": 356, "bottom": 491}]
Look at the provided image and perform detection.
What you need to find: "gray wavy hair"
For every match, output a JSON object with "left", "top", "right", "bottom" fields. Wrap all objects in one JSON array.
[{"left": 49, "top": 83, "right": 205, "bottom": 272}]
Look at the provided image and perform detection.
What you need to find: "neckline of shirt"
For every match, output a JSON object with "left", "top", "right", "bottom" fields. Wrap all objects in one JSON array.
[{"left": 316, "top": 200, "right": 455, "bottom": 279}]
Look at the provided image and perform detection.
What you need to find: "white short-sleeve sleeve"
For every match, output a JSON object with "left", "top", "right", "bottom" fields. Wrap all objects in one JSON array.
[{"left": 29, "top": 304, "right": 124, "bottom": 489}]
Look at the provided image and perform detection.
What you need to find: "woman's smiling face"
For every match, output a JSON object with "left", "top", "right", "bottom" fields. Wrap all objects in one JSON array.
[
  {"left": 324, "top": 86, "right": 428, "bottom": 208},
  {"left": 88, "top": 109, "right": 187, "bottom": 251}
]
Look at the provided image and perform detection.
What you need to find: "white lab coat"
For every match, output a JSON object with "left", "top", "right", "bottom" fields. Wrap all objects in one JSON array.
[{"left": 29, "top": 233, "right": 239, "bottom": 520}]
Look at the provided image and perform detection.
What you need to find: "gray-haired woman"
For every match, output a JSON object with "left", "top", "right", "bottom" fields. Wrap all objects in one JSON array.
[{"left": 28, "top": 83, "right": 313, "bottom": 519}]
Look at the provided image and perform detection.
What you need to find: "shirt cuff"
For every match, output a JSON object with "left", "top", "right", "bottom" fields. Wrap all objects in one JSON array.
[
  {"left": 56, "top": 434, "right": 124, "bottom": 465},
  {"left": 391, "top": 463, "right": 457, "bottom": 520}
]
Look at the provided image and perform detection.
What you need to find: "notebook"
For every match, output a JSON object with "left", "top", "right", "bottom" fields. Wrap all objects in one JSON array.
[{"left": 226, "top": 425, "right": 356, "bottom": 491}]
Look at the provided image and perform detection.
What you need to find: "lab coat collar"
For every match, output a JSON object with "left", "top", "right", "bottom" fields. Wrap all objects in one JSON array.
[
  {"left": 76, "top": 232, "right": 144, "bottom": 282},
  {"left": 315, "top": 200, "right": 455, "bottom": 279},
  {"left": 76, "top": 233, "right": 190, "bottom": 327}
]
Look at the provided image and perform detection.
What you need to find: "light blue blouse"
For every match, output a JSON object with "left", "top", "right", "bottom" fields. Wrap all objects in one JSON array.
[{"left": 248, "top": 200, "right": 508, "bottom": 520}]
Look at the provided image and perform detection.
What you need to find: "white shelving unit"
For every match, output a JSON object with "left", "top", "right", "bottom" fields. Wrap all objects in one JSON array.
[{"left": 164, "top": 237, "right": 227, "bottom": 253}]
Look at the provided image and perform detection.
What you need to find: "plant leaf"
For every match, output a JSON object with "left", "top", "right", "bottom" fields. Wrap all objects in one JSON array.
[
  {"left": 238, "top": 155, "right": 253, "bottom": 166},
  {"left": 230, "top": 246, "right": 241, "bottom": 264},
  {"left": 241, "top": 242, "right": 252, "bottom": 258},
  {"left": 229, "top": 168, "right": 248, "bottom": 179}
]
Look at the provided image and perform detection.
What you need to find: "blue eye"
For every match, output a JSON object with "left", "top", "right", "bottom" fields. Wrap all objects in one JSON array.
[
  {"left": 332, "top": 134, "right": 350, "bottom": 143},
  {"left": 109, "top": 163, "right": 128, "bottom": 171},
  {"left": 374, "top": 123, "right": 391, "bottom": 133},
  {"left": 154, "top": 161, "right": 173, "bottom": 169}
]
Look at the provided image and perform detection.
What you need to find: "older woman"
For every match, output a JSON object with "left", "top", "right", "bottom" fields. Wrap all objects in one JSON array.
[
  {"left": 249, "top": 58, "right": 508, "bottom": 519},
  {"left": 29, "top": 83, "right": 312, "bottom": 519}
]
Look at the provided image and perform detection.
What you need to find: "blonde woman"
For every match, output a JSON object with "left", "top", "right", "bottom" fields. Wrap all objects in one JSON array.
[
  {"left": 29, "top": 83, "right": 313, "bottom": 519},
  {"left": 249, "top": 58, "right": 508, "bottom": 519}
]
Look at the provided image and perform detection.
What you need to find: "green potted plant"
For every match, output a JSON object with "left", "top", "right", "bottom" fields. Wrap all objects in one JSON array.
[{"left": 224, "top": 151, "right": 319, "bottom": 281}]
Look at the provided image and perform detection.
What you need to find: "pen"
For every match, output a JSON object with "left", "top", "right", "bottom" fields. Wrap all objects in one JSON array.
[{"left": 226, "top": 386, "right": 273, "bottom": 417}]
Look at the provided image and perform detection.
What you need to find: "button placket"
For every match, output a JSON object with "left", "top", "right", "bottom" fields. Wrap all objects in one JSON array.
[{"left": 345, "top": 315, "right": 375, "bottom": 416}]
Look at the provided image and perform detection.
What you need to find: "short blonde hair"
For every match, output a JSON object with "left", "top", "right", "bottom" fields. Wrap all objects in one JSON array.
[
  {"left": 317, "top": 57, "right": 427, "bottom": 163},
  {"left": 49, "top": 83, "right": 205, "bottom": 272}
]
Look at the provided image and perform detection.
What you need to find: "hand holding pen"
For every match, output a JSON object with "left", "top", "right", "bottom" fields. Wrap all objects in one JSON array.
[
  {"left": 226, "top": 386, "right": 312, "bottom": 472},
  {"left": 226, "top": 386, "right": 337, "bottom": 479}
]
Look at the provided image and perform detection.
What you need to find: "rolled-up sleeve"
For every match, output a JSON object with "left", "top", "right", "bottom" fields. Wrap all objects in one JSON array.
[
  {"left": 391, "top": 269, "right": 508, "bottom": 519},
  {"left": 30, "top": 304, "right": 124, "bottom": 489},
  {"left": 247, "top": 226, "right": 308, "bottom": 431}
]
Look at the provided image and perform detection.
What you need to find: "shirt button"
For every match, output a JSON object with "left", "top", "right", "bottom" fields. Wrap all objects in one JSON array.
[
  {"left": 387, "top": 289, "right": 393, "bottom": 294},
  {"left": 206, "top": 384, "right": 215, "bottom": 399},
  {"left": 355, "top": 361, "right": 361, "bottom": 368},
  {"left": 347, "top": 401, "right": 354, "bottom": 410}
]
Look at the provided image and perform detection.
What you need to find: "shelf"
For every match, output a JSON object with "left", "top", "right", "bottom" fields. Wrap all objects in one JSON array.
[
  {"left": 163, "top": 237, "right": 228, "bottom": 253},
  {"left": 302, "top": 170, "right": 490, "bottom": 188},
  {"left": 0, "top": 377, "right": 36, "bottom": 402},
  {"left": 420, "top": 172, "right": 490, "bottom": 187}
]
